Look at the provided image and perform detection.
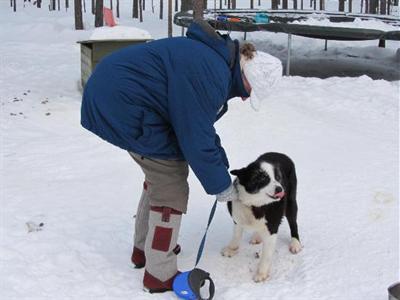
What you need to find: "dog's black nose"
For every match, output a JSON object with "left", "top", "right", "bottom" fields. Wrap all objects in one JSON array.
[{"left": 275, "top": 186, "right": 283, "bottom": 194}]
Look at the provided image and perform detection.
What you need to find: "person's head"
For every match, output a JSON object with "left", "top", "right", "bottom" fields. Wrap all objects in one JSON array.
[{"left": 239, "top": 43, "right": 283, "bottom": 111}]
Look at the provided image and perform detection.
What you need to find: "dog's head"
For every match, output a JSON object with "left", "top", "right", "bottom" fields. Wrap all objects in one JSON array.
[{"left": 231, "top": 161, "right": 285, "bottom": 207}]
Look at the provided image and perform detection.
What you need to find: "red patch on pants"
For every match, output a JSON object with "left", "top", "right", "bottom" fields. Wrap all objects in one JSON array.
[{"left": 152, "top": 226, "right": 172, "bottom": 252}]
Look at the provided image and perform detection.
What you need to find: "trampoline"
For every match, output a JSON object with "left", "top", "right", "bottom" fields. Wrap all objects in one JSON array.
[{"left": 174, "top": 9, "right": 400, "bottom": 75}]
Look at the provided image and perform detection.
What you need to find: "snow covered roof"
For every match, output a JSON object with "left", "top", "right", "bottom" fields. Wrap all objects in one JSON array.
[{"left": 79, "top": 26, "right": 152, "bottom": 43}]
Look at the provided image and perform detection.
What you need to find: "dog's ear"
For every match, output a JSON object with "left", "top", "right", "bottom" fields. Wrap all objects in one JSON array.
[{"left": 230, "top": 168, "right": 246, "bottom": 177}]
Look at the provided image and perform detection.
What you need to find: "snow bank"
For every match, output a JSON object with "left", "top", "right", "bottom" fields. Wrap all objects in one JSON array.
[{"left": 89, "top": 26, "right": 152, "bottom": 41}]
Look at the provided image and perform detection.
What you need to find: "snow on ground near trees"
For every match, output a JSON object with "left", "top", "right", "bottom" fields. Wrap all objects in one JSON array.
[{"left": 1, "top": 2, "right": 399, "bottom": 300}]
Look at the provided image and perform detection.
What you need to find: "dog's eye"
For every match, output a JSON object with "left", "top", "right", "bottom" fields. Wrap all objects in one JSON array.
[{"left": 255, "top": 173, "right": 269, "bottom": 182}]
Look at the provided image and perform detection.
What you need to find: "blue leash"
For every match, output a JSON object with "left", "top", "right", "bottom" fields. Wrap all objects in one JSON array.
[
  {"left": 195, "top": 199, "right": 218, "bottom": 266},
  {"left": 173, "top": 200, "right": 218, "bottom": 299}
]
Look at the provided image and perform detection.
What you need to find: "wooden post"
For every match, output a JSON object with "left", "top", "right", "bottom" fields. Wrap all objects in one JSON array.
[{"left": 286, "top": 34, "right": 292, "bottom": 76}]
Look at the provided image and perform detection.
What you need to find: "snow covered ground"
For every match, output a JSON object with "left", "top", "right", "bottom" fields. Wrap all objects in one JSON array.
[{"left": 1, "top": 1, "right": 399, "bottom": 300}]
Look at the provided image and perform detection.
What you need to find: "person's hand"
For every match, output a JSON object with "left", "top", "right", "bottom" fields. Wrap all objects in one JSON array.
[{"left": 216, "top": 184, "right": 238, "bottom": 202}]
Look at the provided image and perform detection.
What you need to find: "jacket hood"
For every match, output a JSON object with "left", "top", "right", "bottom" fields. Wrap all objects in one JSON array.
[
  {"left": 186, "top": 20, "right": 234, "bottom": 67},
  {"left": 186, "top": 20, "right": 249, "bottom": 100}
]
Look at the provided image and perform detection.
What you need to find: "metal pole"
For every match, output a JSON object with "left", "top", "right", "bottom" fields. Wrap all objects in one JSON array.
[
  {"left": 181, "top": 26, "right": 184, "bottom": 36},
  {"left": 286, "top": 34, "right": 292, "bottom": 76},
  {"left": 244, "top": 31, "right": 247, "bottom": 40},
  {"left": 324, "top": 39, "right": 328, "bottom": 51}
]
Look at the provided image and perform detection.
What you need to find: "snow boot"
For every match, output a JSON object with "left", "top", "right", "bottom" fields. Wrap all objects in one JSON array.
[
  {"left": 131, "top": 182, "right": 150, "bottom": 268},
  {"left": 143, "top": 206, "right": 182, "bottom": 293}
]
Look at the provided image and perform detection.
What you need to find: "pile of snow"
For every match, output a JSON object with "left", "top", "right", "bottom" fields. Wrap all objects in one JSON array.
[{"left": 89, "top": 25, "right": 152, "bottom": 41}]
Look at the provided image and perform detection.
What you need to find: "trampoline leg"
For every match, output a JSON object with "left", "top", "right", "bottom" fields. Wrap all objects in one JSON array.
[
  {"left": 286, "top": 34, "right": 292, "bottom": 76},
  {"left": 244, "top": 32, "right": 247, "bottom": 41},
  {"left": 378, "top": 39, "right": 385, "bottom": 48},
  {"left": 324, "top": 40, "right": 328, "bottom": 51}
]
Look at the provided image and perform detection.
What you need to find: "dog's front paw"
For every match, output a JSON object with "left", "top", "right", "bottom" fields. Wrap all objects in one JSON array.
[
  {"left": 221, "top": 246, "right": 239, "bottom": 257},
  {"left": 253, "top": 270, "right": 270, "bottom": 282},
  {"left": 289, "top": 238, "right": 302, "bottom": 254},
  {"left": 249, "top": 232, "right": 262, "bottom": 245}
]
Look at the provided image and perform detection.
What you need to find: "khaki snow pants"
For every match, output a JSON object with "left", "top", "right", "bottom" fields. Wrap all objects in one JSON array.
[{"left": 129, "top": 152, "right": 189, "bottom": 213}]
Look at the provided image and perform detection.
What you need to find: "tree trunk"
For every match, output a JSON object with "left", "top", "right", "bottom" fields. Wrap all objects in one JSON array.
[
  {"left": 320, "top": 0, "right": 324, "bottom": 10},
  {"left": 193, "top": 0, "right": 204, "bottom": 20},
  {"left": 380, "top": 0, "right": 386, "bottom": 13},
  {"left": 159, "top": 0, "right": 163, "bottom": 19},
  {"left": 92, "top": 0, "right": 95, "bottom": 14},
  {"left": 49, "top": 0, "right": 56, "bottom": 10},
  {"left": 181, "top": 0, "right": 193, "bottom": 11},
  {"left": 168, "top": 0, "right": 172, "bottom": 37},
  {"left": 282, "top": 0, "right": 288, "bottom": 8},
  {"left": 95, "top": 0, "right": 104, "bottom": 27},
  {"left": 133, "top": 0, "right": 138, "bottom": 18},
  {"left": 387, "top": 0, "right": 390, "bottom": 14},
  {"left": 110, "top": 0, "right": 113, "bottom": 9},
  {"left": 369, "top": 0, "right": 378, "bottom": 13},
  {"left": 219, "top": 0, "right": 222, "bottom": 9},
  {"left": 250, "top": 0, "right": 254, "bottom": 9},
  {"left": 348, "top": 0, "right": 352, "bottom": 12},
  {"left": 271, "top": 0, "right": 278, "bottom": 9},
  {"left": 175, "top": 0, "right": 178, "bottom": 11},
  {"left": 139, "top": 0, "right": 143, "bottom": 21},
  {"left": 293, "top": 0, "right": 298, "bottom": 9},
  {"left": 13, "top": 0, "right": 16, "bottom": 11},
  {"left": 74, "top": 0, "right": 84, "bottom": 29},
  {"left": 116, "top": 0, "right": 120, "bottom": 17},
  {"left": 232, "top": 0, "right": 236, "bottom": 8},
  {"left": 58, "top": 0, "right": 61, "bottom": 10},
  {"left": 83, "top": 0, "right": 86, "bottom": 12},
  {"left": 37, "top": 0, "right": 42, "bottom": 8},
  {"left": 65, "top": 0, "right": 69, "bottom": 10},
  {"left": 338, "top": 0, "right": 345, "bottom": 11}
]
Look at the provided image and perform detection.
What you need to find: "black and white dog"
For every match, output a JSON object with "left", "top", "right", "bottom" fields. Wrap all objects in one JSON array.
[{"left": 221, "top": 152, "right": 302, "bottom": 282}]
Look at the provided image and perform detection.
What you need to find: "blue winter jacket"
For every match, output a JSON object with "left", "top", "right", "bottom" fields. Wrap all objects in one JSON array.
[{"left": 81, "top": 20, "right": 249, "bottom": 195}]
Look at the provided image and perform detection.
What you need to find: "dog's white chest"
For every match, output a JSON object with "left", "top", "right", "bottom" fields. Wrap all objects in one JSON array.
[{"left": 231, "top": 201, "right": 266, "bottom": 230}]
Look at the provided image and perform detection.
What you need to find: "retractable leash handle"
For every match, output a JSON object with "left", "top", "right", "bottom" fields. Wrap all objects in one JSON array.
[{"left": 173, "top": 200, "right": 218, "bottom": 300}]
